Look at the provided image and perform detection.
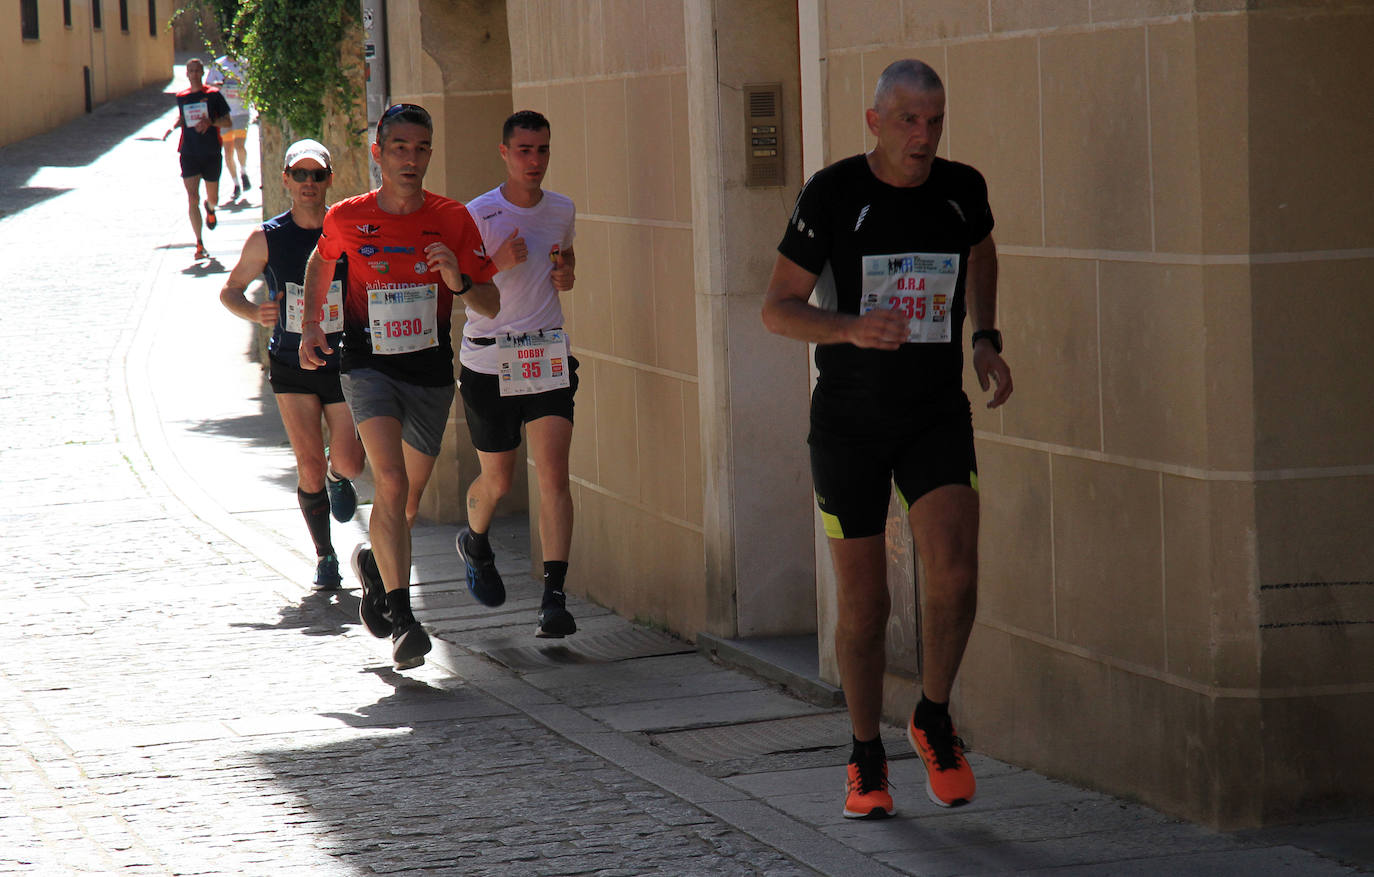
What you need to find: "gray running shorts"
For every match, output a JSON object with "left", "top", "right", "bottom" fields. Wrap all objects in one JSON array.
[{"left": 340, "top": 368, "right": 455, "bottom": 457}]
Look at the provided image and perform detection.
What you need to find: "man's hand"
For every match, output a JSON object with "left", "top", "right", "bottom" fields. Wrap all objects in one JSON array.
[
  {"left": 255, "top": 301, "right": 278, "bottom": 328},
  {"left": 550, "top": 247, "right": 574, "bottom": 291},
  {"left": 193, "top": 119, "right": 211, "bottom": 134},
  {"left": 847, "top": 307, "right": 909, "bottom": 350},
  {"left": 424, "top": 241, "right": 462, "bottom": 289},
  {"left": 972, "top": 341, "right": 1013, "bottom": 409},
  {"left": 299, "top": 323, "right": 331, "bottom": 370},
  {"left": 490, "top": 227, "right": 527, "bottom": 272}
]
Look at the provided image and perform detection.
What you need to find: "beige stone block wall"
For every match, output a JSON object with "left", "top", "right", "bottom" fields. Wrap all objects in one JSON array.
[{"left": 1, "top": 0, "right": 172, "bottom": 149}]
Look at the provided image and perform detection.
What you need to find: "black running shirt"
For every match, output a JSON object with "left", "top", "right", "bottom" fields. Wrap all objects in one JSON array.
[
  {"left": 174, "top": 87, "right": 230, "bottom": 157},
  {"left": 778, "top": 154, "right": 993, "bottom": 403},
  {"left": 262, "top": 211, "right": 347, "bottom": 369}
]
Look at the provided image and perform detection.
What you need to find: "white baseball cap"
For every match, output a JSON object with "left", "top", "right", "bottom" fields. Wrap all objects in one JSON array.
[{"left": 283, "top": 139, "right": 331, "bottom": 170}]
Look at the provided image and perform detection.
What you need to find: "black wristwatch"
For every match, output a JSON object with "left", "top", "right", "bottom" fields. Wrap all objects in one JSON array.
[
  {"left": 971, "top": 329, "right": 1003, "bottom": 354},
  {"left": 455, "top": 273, "right": 473, "bottom": 295}
]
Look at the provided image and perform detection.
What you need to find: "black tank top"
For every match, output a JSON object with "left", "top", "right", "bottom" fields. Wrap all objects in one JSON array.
[{"left": 263, "top": 210, "right": 345, "bottom": 368}]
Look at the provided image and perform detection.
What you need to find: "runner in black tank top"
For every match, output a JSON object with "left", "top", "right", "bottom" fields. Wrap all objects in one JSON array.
[{"left": 218, "top": 140, "right": 365, "bottom": 593}]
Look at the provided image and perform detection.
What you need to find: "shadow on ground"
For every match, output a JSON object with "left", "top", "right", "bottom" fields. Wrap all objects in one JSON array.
[{"left": 0, "top": 82, "right": 174, "bottom": 220}]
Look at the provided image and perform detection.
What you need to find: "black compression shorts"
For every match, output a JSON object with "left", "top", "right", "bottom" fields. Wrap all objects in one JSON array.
[
  {"left": 458, "top": 358, "right": 579, "bottom": 454},
  {"left": 808, "top": 389, "right": 977, "bottom": 540},
  {"left": 269, "top": 359, "right": 345, "bottom": 405}
]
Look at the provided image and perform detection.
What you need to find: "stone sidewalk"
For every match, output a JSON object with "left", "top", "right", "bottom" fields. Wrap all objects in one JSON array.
[{"left": 2, "top": 82, "right": 1370, "bottom": 876}]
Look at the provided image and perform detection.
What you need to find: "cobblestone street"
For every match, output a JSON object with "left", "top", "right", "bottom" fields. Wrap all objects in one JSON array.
[{"left": 2, "top": 83, "right": 1371, "bottom": 877}]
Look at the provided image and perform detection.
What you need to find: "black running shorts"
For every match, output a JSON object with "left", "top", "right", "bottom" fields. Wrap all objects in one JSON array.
[
  {"left": 808, "top": 389, "right": 977, "bottom": 540},
  {"left": 179, "top": 150, "right": 222, "bottom": 181},
  {"left": 458, "top": 357, "right": 579, "bottom": 454},
  {"left": 269, "top": 359, "right": 345, "bottom": 405}
]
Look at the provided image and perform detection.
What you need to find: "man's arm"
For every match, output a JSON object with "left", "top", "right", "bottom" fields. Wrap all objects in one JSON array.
[
  {"left": 162, "top": 108, "right": 183, "bottom": 140},
  {"left": 761, "top": 254, "right": 908, "bottom": 349},
  {"left": 218, "top": 230, "right": 276, "bottom": 327},
  {"left": 298, "top": 248, "right": 335, "bottom": 369},
  {"left": 965, "top": 234, "right": 1012, "bottom": 408},
  {"left": 423, "top": 241, "right": 501, "bottom": 319},
  {"left": 464, "top": 282, "right": 501, "bottom": 319}
]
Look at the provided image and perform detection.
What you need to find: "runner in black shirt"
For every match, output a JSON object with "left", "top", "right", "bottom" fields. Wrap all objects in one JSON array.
[
  {"left": 162, "top": 58, "right": 231, "bottom": 261},
  {"left": 763, "top": 59, "right": 1012, "bottom": 820}
]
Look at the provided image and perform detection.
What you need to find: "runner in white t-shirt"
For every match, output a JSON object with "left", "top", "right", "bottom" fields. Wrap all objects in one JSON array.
[
  {"left": 455, "top": 110, "right": 580, "bottom": 639},
  {"left": 206, "top": 55, "right": 253, "bottom": 201}
]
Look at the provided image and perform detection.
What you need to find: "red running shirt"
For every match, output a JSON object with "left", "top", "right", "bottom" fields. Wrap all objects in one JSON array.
[{"left": 317, "top": 190, "right": 496, "bottom": 386}]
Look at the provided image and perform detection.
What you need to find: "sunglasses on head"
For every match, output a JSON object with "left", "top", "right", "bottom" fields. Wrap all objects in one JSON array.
[
  {"left": 377, "top": 103, "right": 432, "bottom": 134},
  {"left": 288, "top": 168, "right": 330, "bottom": 182}
]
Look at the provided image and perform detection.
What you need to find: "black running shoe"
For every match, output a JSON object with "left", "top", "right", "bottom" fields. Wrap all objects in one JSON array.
[
  {"left": 228, "top": 184, "right": 240, "bottom": 202},
  {"left": 312, "top": 553, "right": 342, "bottom": 590},
  {"left": 536, "top": 589, "right": 577, "bottom": 638},
  {"left": 350, "top": 545, "right": 392, "bottom": 637},
  {"left": 241, "top": 172, "right": 251, "bottom": 191},
  {"left": 326, "top": 472, "right": 357, "bottom": 522},
  {"left": 391, "top": 613, "right": 431, "bottom": 670},
  {"left": 455, "top": 526, "right": 505, "bottom": 607},
  {"left": 204, "top": 202, "right": 217, "bottom": 230}
]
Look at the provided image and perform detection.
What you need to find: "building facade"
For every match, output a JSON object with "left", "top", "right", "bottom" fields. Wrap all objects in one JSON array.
[{"left": 4, "top": 0, "right": 173, "bottom": 149}]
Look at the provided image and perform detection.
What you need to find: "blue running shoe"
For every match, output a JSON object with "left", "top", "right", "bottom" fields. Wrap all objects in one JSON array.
[
  {"left": 326, "top": 472, "right": 357, "bottom": 522},
  {"left": 456, "top": 526, "right": 506, "bottom": 607},
  {"left": 313, "top": 553, "right": 342, "bottom": 590}
]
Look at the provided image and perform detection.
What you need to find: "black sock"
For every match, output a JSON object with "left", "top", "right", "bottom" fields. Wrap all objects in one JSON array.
[
  {"left": 913, "top": 694, "right": 950, "bottom": 729},
  {"left": 297, "top": 487, "right": 332, "bottom": 557},
  {"left": 467, "top": 528, "right": 492, "bottom": 557},
  {"left": 385, "top": 587, "right": 412, "bottom": 621},
  {"left": 850, "top": 735, "right": 885, "bottom": 764},
  {"left": 543, "top": 561, "right": 569, "bottom": 593}
]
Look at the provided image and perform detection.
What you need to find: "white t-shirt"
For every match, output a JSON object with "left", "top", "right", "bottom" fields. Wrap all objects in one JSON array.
[
  {"left": 460, "top": 185, "right": 576, "bottom": 375},
  {"left": 206, "top": 56, "right": 249, "bottom": 125}
]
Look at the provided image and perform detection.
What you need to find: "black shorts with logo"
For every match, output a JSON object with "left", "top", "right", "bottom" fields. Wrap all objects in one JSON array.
[
  {"left": 458, "top": 357, "right": 580, "bottom": 453},
  {"left": 808, "top": 387, "right": 977, "bottom": 540}
]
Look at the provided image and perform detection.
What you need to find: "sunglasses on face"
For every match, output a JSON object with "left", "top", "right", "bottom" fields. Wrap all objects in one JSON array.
[{"left": 288, "top": 168, "right": 330, "bottom": 182}]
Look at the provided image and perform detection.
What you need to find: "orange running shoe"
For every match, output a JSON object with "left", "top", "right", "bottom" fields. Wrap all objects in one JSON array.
[
  {"left": 908, "top": 711, "right": 975, "bottom": 807},
  {"left": 842, "top": 753, "right": 894, "bottom": 819},
  {"left": 194, "top": 242, "right": 208, "bottom": 261},
  {"left": 204, "top": 202, "right": 217, "bottom": 230}
]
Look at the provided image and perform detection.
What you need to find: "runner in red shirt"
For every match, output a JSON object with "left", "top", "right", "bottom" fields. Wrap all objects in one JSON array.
[{"left": 300, "top": 104, "right": 498, "bottom": 670}]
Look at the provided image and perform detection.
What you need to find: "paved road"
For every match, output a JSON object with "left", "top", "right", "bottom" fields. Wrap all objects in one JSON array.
[{"left": 2, "top": 82, "right": 1370, "bottom": 877}]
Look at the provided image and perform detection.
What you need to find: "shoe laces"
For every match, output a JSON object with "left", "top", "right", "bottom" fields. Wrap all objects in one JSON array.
[
  {"left": 849, "top": 753, "right": 888, "bottom": 795},
  {"left": 920, "top": 718, "right": 967, "bottom": 772}
]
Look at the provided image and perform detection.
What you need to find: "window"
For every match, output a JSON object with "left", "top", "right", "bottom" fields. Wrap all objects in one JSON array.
[
  {"left": 148, "top": 0, "right": 156, "bottom": 37},
  {"left": 119, "top": 0, "right": 128, "bottom": 32},
  {"left": 64, "top": 0, "right": 73, "bottom": 28},
  {"left": 21, "top": 0, "right": 39, "bottom": 40},
  {"left": 92, "top": 0, "right": 102, "bottom": 30}
]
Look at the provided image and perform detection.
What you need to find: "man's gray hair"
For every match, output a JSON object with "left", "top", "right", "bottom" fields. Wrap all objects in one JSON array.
[{"left": 873, "top": 59, "right": 944, "bottom": 108}]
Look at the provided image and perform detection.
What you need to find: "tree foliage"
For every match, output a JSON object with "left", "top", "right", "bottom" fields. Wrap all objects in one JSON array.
[{"left": 180, "top": 0, "right": 360, "bottom": 140}]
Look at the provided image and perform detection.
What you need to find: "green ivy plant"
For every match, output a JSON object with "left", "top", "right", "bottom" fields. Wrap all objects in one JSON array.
[{"left": 178, "top": 0, "right": 361, "bottom": 140}]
